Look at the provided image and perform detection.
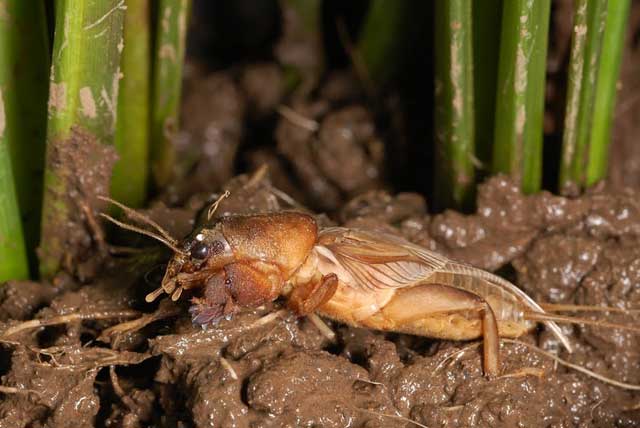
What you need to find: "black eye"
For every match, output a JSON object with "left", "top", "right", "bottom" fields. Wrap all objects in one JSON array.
[{"left": 190, "top": 241, "right": 210, "bottom": 259}]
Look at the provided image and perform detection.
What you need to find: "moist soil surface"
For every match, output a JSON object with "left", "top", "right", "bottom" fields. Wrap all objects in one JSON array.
[
  {"left": 2, "top": 172, "right": 640, "bottom": 428},
  {"left": 3, "top": 3, "right": 640, "bottom": 424}
]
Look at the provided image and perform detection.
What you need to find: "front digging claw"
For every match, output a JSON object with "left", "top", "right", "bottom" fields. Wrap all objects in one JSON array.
[
  {"left": 189, "top": 304, "right": 224, "bottom": 326},
  {"left": 189, "top": 281, "right": 238, "bottom": 327}
]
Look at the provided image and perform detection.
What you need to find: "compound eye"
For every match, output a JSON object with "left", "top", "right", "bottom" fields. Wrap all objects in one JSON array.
[{"left": 190, "top": 241, "right": 210, "bottom": 260}]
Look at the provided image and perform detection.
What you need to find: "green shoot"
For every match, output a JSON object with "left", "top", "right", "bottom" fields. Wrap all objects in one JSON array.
[
  {"left": 492, "top": 0, "right": 551, "bottom": 194},
  {"left": 434, "top": 0, "right": 475, "bottom": 208}
]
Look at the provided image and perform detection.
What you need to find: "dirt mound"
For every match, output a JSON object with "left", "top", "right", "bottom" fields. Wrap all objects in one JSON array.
[{"left": 1, "top": 174, "right": 640, "bottom": 427}]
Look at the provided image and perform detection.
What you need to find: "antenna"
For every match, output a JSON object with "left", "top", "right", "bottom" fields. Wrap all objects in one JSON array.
[{"left": 207, "top": 190, "right": 231, "bottom": 220}]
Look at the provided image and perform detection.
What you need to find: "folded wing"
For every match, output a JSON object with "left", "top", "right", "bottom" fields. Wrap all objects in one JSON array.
[
  {"left": 316, "top": 227, "right": 447, "bottom": 291},
  {"left": 315, "top": 227, "right": 572, "bottom": 352}
]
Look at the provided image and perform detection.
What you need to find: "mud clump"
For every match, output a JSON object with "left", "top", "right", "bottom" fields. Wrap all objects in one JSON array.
[
  {"left": 38, "top": 127, "right": 119, "bottom": 281},
  {"left": 3, "top": 174, "right": 640, "bottom": 427},
  {"left": 0, "top": 280, "right": 56, "bottom": 321},
  {"left": 171, "top": 71, "right": 248, "bottom": 202},
  {"left": 241, "top": 63, "right": 285, "bottom": 117},
  {"left": 276, "top": 102, "right": 386, "bottom": 211},
  {"left": 0, "top": 350, "right": 100, "bottom": 428},
  {"left": 174, "top": 60, "right": 389, "bottom": 213}
]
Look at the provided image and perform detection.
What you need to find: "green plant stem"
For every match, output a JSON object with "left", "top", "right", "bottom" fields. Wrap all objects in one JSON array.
[
  {"left": 0, "top": 118, "right": 29, "bottom": 282},
  {"left": 358, "top": 0, "right": 411, "bottom": 88},
  {"left": 46, "top": 0, "right": 125, "bottom": 143},
  {"left": 492, "top": 0, "right": 551, "bottom": 194},
  {"left": 0, "top": 141, "right": 28, "bottom": 281},
  {"left": 40, "top": 0, "right": 125, "bottom": 278},
  {"left": 473, "top": 0, "right": 502, "bottom": 169},
  {"left": 150, "top": 0, "right": 191, "bottom": 189},
  {"left": 434, "top": 0, "right": 475, "bottom": 209},
  {"left": 559, "top": 0, "right": 607, "bottom": 191},
  {"left": 112, "top": 0, "right": 150, "bottom": 208},
  {"left": 0, "top": 0, "right": 49, "bottom": 276},
  {"left": 586, "top": 0, "right": 631, "bottom": 186},
  {"left": 559, "top": 0, "right": 591, "bottom": 190}
]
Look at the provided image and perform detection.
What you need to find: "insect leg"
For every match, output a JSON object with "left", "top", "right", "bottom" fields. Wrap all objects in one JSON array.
[
  {"left": 376, "top": 283, "right": 500, "bottom": 376},
  {"left": 287, "top": 274, "right": 339, "bottom": 316},
  {"left": 480, "top": 302, "right": 499, "bottom": 377},
  {"left": 189, "top": 274, "right": 234, "bottom": 325}
]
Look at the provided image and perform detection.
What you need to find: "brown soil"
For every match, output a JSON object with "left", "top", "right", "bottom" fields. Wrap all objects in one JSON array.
[
  {"left": 38, "top": 127, "right": 119, "bottom": 281},
  {"left": 4, "top": 3, "right": 640, "bottom": 426},
  {"left": 2, "top": 171, "right": 640, "bottom": 427}
]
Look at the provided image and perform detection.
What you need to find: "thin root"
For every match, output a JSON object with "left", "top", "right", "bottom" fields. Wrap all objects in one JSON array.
[
  {"left": 277, "top": 105, "right": 319, "bottom": 132},
  {"left": 355, "top": 378, "right": 385, "bottom": 387},
  {"left": 14, "top": 344, "right": 150, "bottom": 371},
  {"left": 219, "top": 357, "right": 238, "bottom": 380},
  {"left": 248, "top": 309, "right": 287, "bottom": 329},
  {"left": 499, "top": 367, "right": 546, "bottom": 380},
  {"left": 622, "top": 402, "right": 640, "bottom": 411},
  {"left": 307, "top": 313, "right": 336, "bottom": 342},
  {"left": 2, "top": 310, "right": 140, "bottom": 338},
  {"left": 109, "top": 365, "right": 138, "bottom": 411},
  {"left": 79, "top": 199, "right": 108, "bottom": 254},
  {"left": 434, "top": 342, "right": 482, "bottom": 373},
  {"left": 0, "top": 385, "right": 41, "bottom": 398},
  {"left": 502, "top": 338, "right": 640, "bottom": 391},
  {"left": 245, "top": 165, "right": 269, "bottom": 188},
  {"left": 353, "top": 407, "right": 428, "bottom": 428},
  {"left": 207, "top": 190, "right": 231, "bottom": 220},
  {"left": 268, "top": 186, "right": 309, "bottom": 211},
  {"left": 98, "top": 303, "right": 180, "bottom": 344},
  {"left": 110, "top": 366, "right": 126, "bottom": 398}
]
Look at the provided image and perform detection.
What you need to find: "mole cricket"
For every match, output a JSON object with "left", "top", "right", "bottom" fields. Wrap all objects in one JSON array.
[{"left": 99, "top": 191, "right": 640, "bottom": 382}]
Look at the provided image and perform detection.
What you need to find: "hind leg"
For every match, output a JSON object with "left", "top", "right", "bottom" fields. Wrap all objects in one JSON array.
[
  {"left": 378, "top": 283, "right": 501, "bottom": 377},
  {"left": 479, "top": 302, "right": 499, "bottom": 377}
]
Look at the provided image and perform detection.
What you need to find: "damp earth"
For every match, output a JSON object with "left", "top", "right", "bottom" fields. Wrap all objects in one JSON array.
[
  {"left": 2, "top": 170, "right": 640, "bottom": 427},
  {"left": 3, "top": 5, "right": 640, "bottom": 424}
]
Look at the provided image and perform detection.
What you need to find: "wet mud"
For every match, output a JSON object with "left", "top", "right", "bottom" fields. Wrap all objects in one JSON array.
[
  {"left": 2, "top": 172, "right": 640, "bottom": 427},
  {"left": 38, "top": 127, "right": 119, "bottom": 280},
  {"left": 4, "top": 3, "right": 640, "bottom": 424}
]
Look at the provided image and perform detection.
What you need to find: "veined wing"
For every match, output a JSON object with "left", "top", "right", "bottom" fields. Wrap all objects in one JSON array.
[{"left": 315, "top": 227, "right": 448, "bottom": 291}]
